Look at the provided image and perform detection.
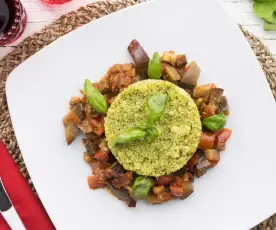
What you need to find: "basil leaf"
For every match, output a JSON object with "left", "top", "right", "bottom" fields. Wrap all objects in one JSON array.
[
  {"left": 132, "top": 176, "right": 155, "bottom": 198},
  {"left": 147, "top": 52, "right": 162, "bottom": 79},
  {"left": 146, "top": 94, "right": 167, "bottom": 125},
  {"left": 114, "top": 129, "right": 146, "bottom": 145},
  {"left": 84, "top": 79, "right": 107, "bottom": 114},
  {"left": 202, "top": 113, "right": 226, "bottom": 131},
  {"left": 145, "top": 126, "right": 160, "bottom": 142}
]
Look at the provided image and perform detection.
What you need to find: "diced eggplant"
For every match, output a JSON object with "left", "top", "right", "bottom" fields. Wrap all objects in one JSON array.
[
  {"left": 182, "top": 172, "right": 194, "bottom": 182},
  {"left": 112, "top": 171, "right": 133, "bottom": 189},
  {"left": 204, "top": 149, "right": 220, "bottom": 167},
  {"left": 163, "top": 63, "right": 181, "bottom": 81},
  {"left": 99, "top": 139, "right": 109, "bottom": 152},
  {"left": 194, "top": 153, "right": 211, "bottom": 177},
  {"left": 78, "top": 118, "right": 93, "bottom": 134},
  {"left": 82, "top": 139, "right": 96, "bottom": 156},
  {"left": 193, "top": 83, "right": 216, "bottom": 98},
  {"left": 219, "top": 96, "right": 230, "bottom": 114},
  {"left": 84, "top": 151, "right": 94, "bottom": 163},
  {"left": 203, "top": 90, "right": 211, "bottom": 104},
  {"left": 195, "top": 97, "right": 203, "bottom": 108},
  {"left": 161, "top": 51, "right": 177, "bottom": 66},
  {"left": 65, "top": 122, "right": 79, "bottom": 145},
  {"left": 85, "top": 132, "right": 103, "bottom": 141},
  {"left": 170, "top": 177, "right": 194, "bottom": 200},
  {"left": 179, "top": 62, "right": 200, "bottom": 87},
  {"left": 147, "top": 192, "right": 172, "bottom": 204},
  {"left": 128, "top": 40, "right": 149, "bottom": 77},
  {"left": 106, "top": 162, "right": 125, "bottom": 178},
  {"left": 152, "top": 186, "right": 165, "bottom": 195},
  {"left": 69, "top": 97, "right": 83, "bottom": 109},
  {"left": 177, "top": 82, "right": 194, "bottom": 95},
  {"left": 209, "top": 88, "right": 224, "bottom": 107},
  {"left": 63, "top": 103, "right": 84, "bottom": 126},
  {"left": 106, "top": 181, "right": 137, "bottom": 207},
  {"left": 180, "top": 181, "right": 194, "bottom": 200},
  {"left": 175, "top": 54, "right": 187, "bottom": 67}
]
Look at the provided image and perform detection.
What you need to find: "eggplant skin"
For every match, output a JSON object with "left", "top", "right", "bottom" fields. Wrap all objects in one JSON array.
[
  {"left": 65, "top": 122, "right": 79, "bottom": 145},
  {"left": 106, "top": 181, "right": 136, "bottom": 207},
  {"left": 128, "top": 39, "right": 149, "bottom": 76}
]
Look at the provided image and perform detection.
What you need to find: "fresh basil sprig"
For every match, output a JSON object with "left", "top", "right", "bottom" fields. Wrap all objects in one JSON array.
[
  {"left": 202, "top": 113, "right": 226, "bottom": 131},
  {"left": 114, "top": 94, "right": 167, "bottom": 145},
  {"left": 146, "top": 94, "right": 167, "bottom": 125},
  {"left": 114, "top": 129, "right": 146, "bottom": 145},
  {"left": 84, "top": 79, "right": 107, "bottom": 114}
]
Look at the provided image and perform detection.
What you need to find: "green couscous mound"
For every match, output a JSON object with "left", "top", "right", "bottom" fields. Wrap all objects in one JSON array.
[{"left": 104, "top": 80, "right": 201, "bottom": 177}]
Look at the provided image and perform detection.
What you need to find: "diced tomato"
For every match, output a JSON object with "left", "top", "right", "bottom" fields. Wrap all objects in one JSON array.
[
  {"left": 187, "top": 153, "right": 198, "bottom": 172},
  {"left": 94, "top": 151, "right": 109, "bottom": 161},
  {"left": 90, "top": 160, "right": 110, "bottom": 172},
  {"left": 156, "top": 175, "right": 174, "bottom": 185},
  {"left": 215, "top": 128, "right": 232, "bottom": 151},
  {"left": 170, "top": 177, "right": 194, "bottom": 199},
  {"left": 199, "top": 132, "right": 216, "bottom": 150},
  {"left": 170, "top": 180, "right": 184, "bottom": 198},
  {"left": 201, "top": 105, "right": 217, "bottom": 118},
  {"left": 87, "top": 173, "right": 106, "bottom": 189},
  {"left": 90, "top": 116, "right": 104, "bottom": 136}
]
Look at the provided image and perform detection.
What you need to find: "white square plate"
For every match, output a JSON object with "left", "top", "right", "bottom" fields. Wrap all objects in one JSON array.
[{"left": 6, "top": 0, "right": 276, "bottom": 229}]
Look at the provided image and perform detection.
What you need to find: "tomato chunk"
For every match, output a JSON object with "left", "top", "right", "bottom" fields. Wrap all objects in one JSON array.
[
  {"left": 215, "top": 128, "right": 232, "bottom": 151},
  {"left": 94, "top": 151, "right": 109, "bottom": 161},
  {"left": 156, "top": 176, "right": 174, "bottom": 185},
  {"left": 90, "top": 116, "right": 104, "bottom": 136},
  {"left": 199, "top": 132, "right": 216, "bottom": 150}
]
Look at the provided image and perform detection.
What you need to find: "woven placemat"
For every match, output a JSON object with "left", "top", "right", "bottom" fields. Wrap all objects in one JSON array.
[{"left": 0, "top": 0, "right": 275, "bottom": 229}]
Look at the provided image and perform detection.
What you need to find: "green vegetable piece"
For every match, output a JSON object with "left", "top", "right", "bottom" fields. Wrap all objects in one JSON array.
[
  {"left": 132, "top": 176, "right": 155, "bottom": 198},
  {"left": 84, "top": 79, "right": 107, "bottom": 114},
  {"left": 145, "top": 126, "right": 160, "bottom": 142},
  {"left": 202, "top": 113, "right": 227, "bottom": 131},
  {"left": 253, "top": 1, "right": 276, "bottom": 23},
  {"left": 264, "top": 22, "right": 276, "bottom": 30},
  {"left": 114, "top": 129, "right": 146, "bottom": 145},
  {"left": 147, "top": 52, "right": 162, "bottom": 79},
  {"left": 146, "top": 94, "right": 167, "bottom": 125}
]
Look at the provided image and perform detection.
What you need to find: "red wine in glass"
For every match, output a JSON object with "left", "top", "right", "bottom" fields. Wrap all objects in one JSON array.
[
  {"left": 0, "top": 0, "right": 27, "bottom": 46},
  {"left": 40, "top": 0, "right": 71, "bottom": 5}
]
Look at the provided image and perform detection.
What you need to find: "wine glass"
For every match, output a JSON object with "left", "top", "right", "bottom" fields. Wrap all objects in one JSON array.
[
  {"left": 0, "top": 0, "right": 27, "bottom": 46},
  {"left": 40, "top": 0, "right": 71, "bottom": 5}
]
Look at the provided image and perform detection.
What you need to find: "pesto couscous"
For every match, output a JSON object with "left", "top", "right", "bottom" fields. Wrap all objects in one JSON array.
[
  {"left": 105, "top": 80, "right": 201, "bottom": 177},
  {"left": 63, "top": 40, "right": 232, "bottom": 207}
]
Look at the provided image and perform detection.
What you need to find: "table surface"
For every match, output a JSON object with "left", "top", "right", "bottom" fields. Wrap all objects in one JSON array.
[{"left": 0, "top": 0, "right": 276, "bottom": 60}]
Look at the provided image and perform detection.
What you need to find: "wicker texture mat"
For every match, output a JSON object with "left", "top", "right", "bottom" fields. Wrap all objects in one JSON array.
[{"left": 0, "top": 0, "right": 275, "bottom": 229}]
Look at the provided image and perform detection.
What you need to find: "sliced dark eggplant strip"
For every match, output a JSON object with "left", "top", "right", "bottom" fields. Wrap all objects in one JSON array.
[
  {"left": 106, "top": 181, "right": 136, "bottom": 207},
  {"left": 128, "top": 39, "right": 149, "bottom": 78}
]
